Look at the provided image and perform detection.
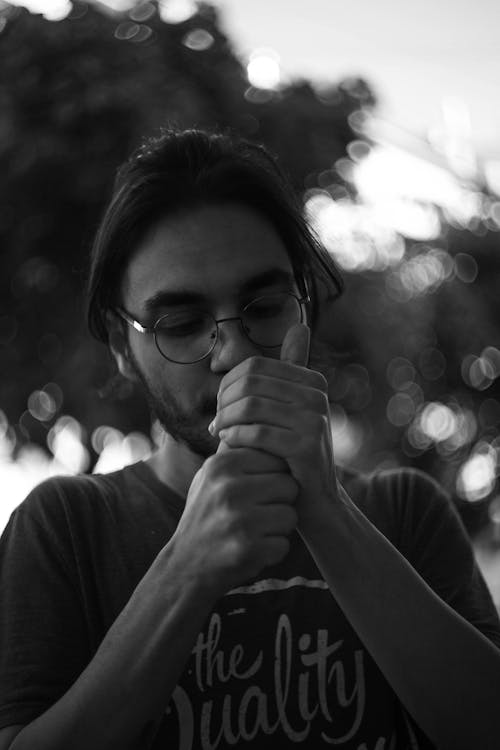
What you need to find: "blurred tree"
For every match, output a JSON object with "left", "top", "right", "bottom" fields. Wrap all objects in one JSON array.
[
  {"left": 0, "top": 1, "right": 372, "bottom": 460},
  {"left": 2, "top": 1, "right": 500, "bottom": 535}
]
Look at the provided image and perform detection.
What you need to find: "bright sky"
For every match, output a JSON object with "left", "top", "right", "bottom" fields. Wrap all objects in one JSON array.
[
  {"left": 218, "top": 0, "right": 500, "bottom": 156},
  {"left": 5, "top": 0, "right": 499, "bottom": 155}
]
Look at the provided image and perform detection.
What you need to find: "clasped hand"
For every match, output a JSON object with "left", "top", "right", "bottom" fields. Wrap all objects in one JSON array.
[
  {"left": 210, "top": 324, "right": 338, "bottom": 532},
  {"left": 173, "top": 325, "right": 339, "bottom": 596}
]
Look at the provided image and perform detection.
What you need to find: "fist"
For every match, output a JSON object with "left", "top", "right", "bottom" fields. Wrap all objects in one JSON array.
[{"left": 171, "top": 447, "right": 299, "bottom": 595}]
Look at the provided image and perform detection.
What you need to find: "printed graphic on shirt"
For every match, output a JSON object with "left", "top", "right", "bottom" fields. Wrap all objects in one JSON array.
[{"left": 155, "top": 577, "right": 416, "bottom": 750}]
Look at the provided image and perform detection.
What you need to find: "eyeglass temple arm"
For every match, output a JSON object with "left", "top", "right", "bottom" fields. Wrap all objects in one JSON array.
[
  {"left": 298, "top": 275, "right": 311, "bottom": 303},
  {"left": 114, "top": 307, "right": 153, "bottom": 334}
]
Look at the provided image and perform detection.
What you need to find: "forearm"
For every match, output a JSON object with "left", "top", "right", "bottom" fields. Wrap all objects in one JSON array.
[
  {"left": 300, "top": 492, "right": 500, "bottom": 750},
  {"left": 10, "top": 539, "right": 217, "bottom": 750}
]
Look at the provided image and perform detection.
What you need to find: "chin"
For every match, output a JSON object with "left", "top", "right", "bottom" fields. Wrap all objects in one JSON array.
[{"left": 187, "top": 434, "right": 219, "bottom": 459}]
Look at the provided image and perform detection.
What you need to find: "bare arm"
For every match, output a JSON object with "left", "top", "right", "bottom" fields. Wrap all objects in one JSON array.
[
  {"left": 6, "top": 448, "right": 297, "bottom": 750},
  {"left": 212, "top": 324, "right": 500, "bottom": 750},
  {"left": 8, "top": 540, "right": 215, "bottom": 750},
  {"left": 300, "top": 487, "right": 500, "bottom": 750}
]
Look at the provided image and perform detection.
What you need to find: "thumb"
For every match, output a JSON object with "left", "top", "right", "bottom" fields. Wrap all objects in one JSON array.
[{"left": 280, "top": 323, "right": 310, "bottom": 366}]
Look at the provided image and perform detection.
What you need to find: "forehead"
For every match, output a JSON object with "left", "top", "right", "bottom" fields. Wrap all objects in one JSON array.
[{"left": 120, "top": 203, "right": 296, "bottom": 311}]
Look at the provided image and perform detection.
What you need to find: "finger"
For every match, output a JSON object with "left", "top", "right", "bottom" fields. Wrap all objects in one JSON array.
[
  {"left": 213, "top": 396, "right": 295, "bottom": 434},
  {"left": 218, "top": 373, "right": 327, "bottom": 412},
  {"left": 215, "top": 445, "right": 288, "bottom": 474},
  {"left": 258, "top": 536, "right": 291, "bottom": 567},
  {"left": 219, "top": 424, "right": 295, "bottom": 458},
  {"left": 280, "top": 323, "right": 310, "bottom": 367},
  {"left": 243, "top": 473, "right": 299, "bottom": 505},
  {"left": 254, "top": 503, "right": 298, "bottom": 534},
  {"left": 218, "top": 352, "right": 324, "bottom": 399}
]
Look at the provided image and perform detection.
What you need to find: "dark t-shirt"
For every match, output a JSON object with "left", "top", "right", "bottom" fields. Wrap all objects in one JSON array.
[{"left": 1, "top": 462, "right": 499, "bottom": 749}]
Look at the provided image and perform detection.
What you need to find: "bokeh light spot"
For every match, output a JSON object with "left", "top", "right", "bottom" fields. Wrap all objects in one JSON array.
[
  {"left": 330, "top": 406, "right": 363, "bottom": 464},
  {"left": 47, "top": 416, "right": 89, "bottom": 474},
  {"left": 115, "top": 22, "right": 141, "bottom": 40},
  {"left": 27, "top": 390, "right": 56, "bottom": 422},
  {"left": 454, "top": 253, "right": 478, "bottom": 283},
  {"left": 387, "top": 357, "right": 415, "bottom": 390},
  {"left": 12, "top": 256, "right": 59, "bottom": 297},
  {"left": 419, "top": 402, "right": 457, "bottom": 442},
  {"left": 305, "top": 191, "right": 405, "bottom": 272},
  {"left": 129, "top": 2, "right": 155, "bottom": 21},
  {"left": 482, "top": 347, "right": 500, "bottom": 378},
  {"left": 346, "top": 140, "right": 371, "bottom": 163},
  {"left": 247, "top": 49, "right": 281, "bottom": 90},
  {"left": 182, "top": 28, "right": 214, "bottom": 51},
  {"left": 386, "top": 392, "right": 415, "bottom": 427},
  {"left": 92, "top": 431, "right": 151, "bottom": 474},
  {"left": 462, "top": 354, "right": 496, "bottom": 391},
  {"left": 159, "top": 0, "right": 197, "bottom": 24},
  {"left": 0, "top": 410, "right": 8, "bottom": 441},
  {"left": 42, "top": 0, "right": 72, "bottom": 21},
  {"left": 418, "top": 347, "right": 446, "bottom": 381},
  {"left": 457, "top": 445, "right": 496, "bottom": 502}
]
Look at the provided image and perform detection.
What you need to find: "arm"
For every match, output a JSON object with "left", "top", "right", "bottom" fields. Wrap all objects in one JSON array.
[
  {"left": 212, "top": 324, "right": 500, "bottom": 750},
  {"left": 300, "top": 482, "right": 500, "bottom": 750},
  {"left": 3, "top": 449, "right": 297, "bottom": 750},
  {"left": 8, "top": 538, "right": 216, "bottom": 750}
]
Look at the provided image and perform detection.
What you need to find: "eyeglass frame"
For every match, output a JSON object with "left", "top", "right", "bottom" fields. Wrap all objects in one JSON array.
[{"left": 114, "top": 289, "right": 311, "bottom": 365}]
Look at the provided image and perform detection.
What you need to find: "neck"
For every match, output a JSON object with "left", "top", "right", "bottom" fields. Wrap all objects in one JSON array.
[{"left": 146, "top": 431, "right": 205, "bottom": 499}]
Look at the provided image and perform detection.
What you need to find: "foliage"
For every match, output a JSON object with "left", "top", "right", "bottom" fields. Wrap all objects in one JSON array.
[
  {"left": 1, "top": 0, "right": 499, "bottom": 532},
  {"left": 0, "top": 1, "right": 368, "bottom": 438}
]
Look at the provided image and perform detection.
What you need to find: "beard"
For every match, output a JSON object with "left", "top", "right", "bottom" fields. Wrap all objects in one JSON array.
[{"left": 128, "top": 353, "right": 219, "bottom": 459}]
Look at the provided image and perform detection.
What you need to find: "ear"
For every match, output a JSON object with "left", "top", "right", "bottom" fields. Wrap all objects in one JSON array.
[{"left": 106, "top": 311, "right": 140, "bottom": 383}]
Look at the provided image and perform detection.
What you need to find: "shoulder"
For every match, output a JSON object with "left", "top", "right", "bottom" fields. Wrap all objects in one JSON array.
[
  {"left": 341, "top": 464, "right": 449, "bottom": 515},
  {"left": 339, "top": 465, "right": 456, "bottom": 553},
  {"left": 3, "top": 468, "right": 130, "bottom": 542},
  {"left": 14, "top": 472, "right": 110, "bottom": 519}
]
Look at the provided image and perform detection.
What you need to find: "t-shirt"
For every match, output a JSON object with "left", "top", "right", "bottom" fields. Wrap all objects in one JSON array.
[{"left": 1, "top": 462, "right": 499, "bottom": 750}]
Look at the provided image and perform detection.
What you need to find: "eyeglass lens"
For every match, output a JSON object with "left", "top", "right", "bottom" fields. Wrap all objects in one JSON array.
[{"left": 154, "top": 293, "right": 302, "bottom": 363}]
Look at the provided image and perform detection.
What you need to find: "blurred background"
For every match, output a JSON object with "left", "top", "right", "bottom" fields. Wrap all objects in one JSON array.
[{"left": 1, "top": 0, "right": 500, "bottom": 604}]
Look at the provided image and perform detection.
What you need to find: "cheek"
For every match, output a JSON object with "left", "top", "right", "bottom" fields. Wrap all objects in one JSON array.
[{"left": 151, "top": 360, "right": 207, "bottom": 406}]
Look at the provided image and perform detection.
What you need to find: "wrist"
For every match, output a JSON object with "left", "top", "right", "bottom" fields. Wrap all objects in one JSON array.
[
  {"left": 156, "top": 535, "right": 222, "bottom": 609},
  {"left": 298, "top": 483, "right": 358, "bottom": 544}
]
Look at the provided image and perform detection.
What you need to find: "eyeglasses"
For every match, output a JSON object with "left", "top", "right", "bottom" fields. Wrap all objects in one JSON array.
[{"left": 116, "top": 291, "right": 309, "bottom": 364}]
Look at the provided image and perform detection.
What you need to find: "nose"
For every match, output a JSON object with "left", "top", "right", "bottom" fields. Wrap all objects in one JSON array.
[{"left": 209, "top": 318, "right": 259, "bottom": 373}]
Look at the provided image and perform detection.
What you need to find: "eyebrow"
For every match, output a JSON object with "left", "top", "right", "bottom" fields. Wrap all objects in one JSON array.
[{"left": 143, "top": 268, "right": 296, "bottom": 312}]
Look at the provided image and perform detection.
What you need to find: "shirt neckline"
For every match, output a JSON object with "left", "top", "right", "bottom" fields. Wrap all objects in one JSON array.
[{"left": 128, "top": 459, "right": 187, "bottom": 515}]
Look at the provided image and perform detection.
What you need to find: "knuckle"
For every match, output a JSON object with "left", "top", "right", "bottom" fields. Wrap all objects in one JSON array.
[
  {"left": 246, "top": 357, "right": 263, "bottom": 375},
  {"left": 243, "top": 374, "right": 259, "bottom": 392},
  {"left": 282, "top": 505, "right": 298, "bottom": 530},
  {"left": 321, "top": 413, "right": 331, "bottom": 432},
  {"left": 283, "top": 475, "right": 300, "bottom": 499},
  {"left": 312, "top": 388, "right": 329, "bottom": 412},
  {"left": 204, "top": 455, "right": 225, "bottom": 481},
  {"left": 312, "top": 370, "right": 328, "bottom": 392},
  {"left": 265, "top": 537, "right": 290, "bottom": 566},
  {"left": 309, "top": 412, "right": 328, "bottom": 433},
  {"left": 243, "top": 395, "right": 259, "bottom": 417},
  {"left": 210, "top": 452, "right": 232, "bottom": 472},
  {"left": 226, "top": 535, "right": 248, "bottom": 567},
  {"left": 255, "top": 423, "right": 273, "bottom": 442}
]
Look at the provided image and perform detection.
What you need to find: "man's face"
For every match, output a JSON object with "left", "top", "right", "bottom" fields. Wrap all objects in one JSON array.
[{"left": 116, "top": 203, "right": 303, "bottom": 458}]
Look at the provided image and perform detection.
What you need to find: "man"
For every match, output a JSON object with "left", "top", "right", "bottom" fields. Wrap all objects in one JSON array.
[{"left": 1, "top": 129, "right": 500, "bottom": 750}]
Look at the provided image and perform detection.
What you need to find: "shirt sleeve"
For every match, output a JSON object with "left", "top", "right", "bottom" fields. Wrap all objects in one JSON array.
[
  {"left": 374, "top": 467, "right": 500, "bottom": 650},
  {"left": 0, "top": 480, "right": 90, "bottom": 730}
]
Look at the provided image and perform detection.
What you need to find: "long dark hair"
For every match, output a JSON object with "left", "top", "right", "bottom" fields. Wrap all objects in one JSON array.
[{"left": 86, "top": 127, "right": 344, "bottom": 344}]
